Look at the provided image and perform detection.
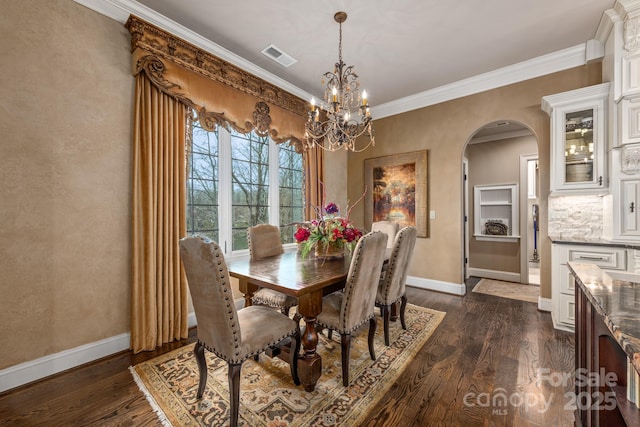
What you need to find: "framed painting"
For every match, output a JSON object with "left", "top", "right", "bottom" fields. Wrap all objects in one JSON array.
[{"left": 364, "top": 150, "right": 428, "bottom": 237}]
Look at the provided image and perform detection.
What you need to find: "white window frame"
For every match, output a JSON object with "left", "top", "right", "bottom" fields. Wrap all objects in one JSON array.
[{"left": 215, "top": 127, "right": 299, "bottom": 258}]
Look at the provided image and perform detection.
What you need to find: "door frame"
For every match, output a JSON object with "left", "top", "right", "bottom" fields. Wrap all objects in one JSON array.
[{"left": 519, "top": 153, "right": 539, "bottom": 284}]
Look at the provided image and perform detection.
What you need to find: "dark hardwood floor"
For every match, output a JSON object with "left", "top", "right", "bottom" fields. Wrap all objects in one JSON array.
[{"left": 0, "top": 279, "right": 574, "bottom": 426}]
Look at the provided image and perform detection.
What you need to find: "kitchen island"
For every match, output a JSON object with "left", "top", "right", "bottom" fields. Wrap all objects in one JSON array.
[{"left": 568, "top": 262, "right": 640, "bottom": 426}]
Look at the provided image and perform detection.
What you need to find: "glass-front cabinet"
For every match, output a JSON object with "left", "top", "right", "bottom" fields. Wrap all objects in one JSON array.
[{"left": 542, "top": 83, "right": 610, "bottom": 193}]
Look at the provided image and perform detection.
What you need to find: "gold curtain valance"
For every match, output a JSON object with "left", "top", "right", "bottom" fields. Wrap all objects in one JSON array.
[{"left": 125, "top": 15, "right": 306, "bottom": 152}]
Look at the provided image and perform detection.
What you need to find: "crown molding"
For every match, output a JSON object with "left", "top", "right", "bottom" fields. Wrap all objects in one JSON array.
[
  {"left": 73, "top": 0, "right": 314, "bottom": 103},
  {"left": 76, "top": 0, "right": 602, "bottom": 121},
  {"left": 615, "top": 0, "right": 640, "bottom": 19},
  {"left": 371, "top": 44, "right": 590, "bottom": 119},
  {"left": 596, "top": 9, "right": 620, "bottom": 44}
]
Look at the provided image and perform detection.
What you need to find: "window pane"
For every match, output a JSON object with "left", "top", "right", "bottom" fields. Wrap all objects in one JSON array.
[
  {"left": 187, "top": 121, "right": 219, "bottom": 241},
  {"left": 233, "top": 228, "right": 248, "bottom": 251},
  {"left": 279, "top": 143, "right": 304, "bottom": 243},
  {"left": 231, "top": 131, "right": 270, "bottom": 250},
  {"left": 232, "top": 205, "right": 250, "bottom": 228}
]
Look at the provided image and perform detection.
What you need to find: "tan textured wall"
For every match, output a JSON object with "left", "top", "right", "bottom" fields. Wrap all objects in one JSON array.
[
  {"left": 0, "top": 0, "right": 603, "bottom": 371},
  {"left": 348, "top": 64, "right": 602, "bottom": 298},
  {"left": 0, "top": 0, "right": 133, "bottom": 369},
  {"left": 467, "top": 135, "right": 538, "bottom": 274}
]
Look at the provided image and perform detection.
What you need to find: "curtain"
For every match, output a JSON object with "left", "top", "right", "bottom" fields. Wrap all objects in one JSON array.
[
  {"left": 131, "top": 73, "right": 188, "bottom": 353},
  {"left": 304, "top": 144, "right": 324, "bottom": 220}
]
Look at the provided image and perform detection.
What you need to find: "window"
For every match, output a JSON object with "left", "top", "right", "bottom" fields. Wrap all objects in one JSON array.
[
  {"left": 187, "top": 122, "right": 304, "bottom": 254},
  {"left": 187, "top": 121, "right": 219, "bottom": 243},
  {"left": 278, "top": 142, "right": 304, "bottom": 243},
  {"left": 230, "top": 130, "right": 270, "bottom": 250}
]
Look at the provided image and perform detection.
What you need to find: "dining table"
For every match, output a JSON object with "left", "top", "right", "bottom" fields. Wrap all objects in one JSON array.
[
  {"left": 227, "top": 251, "right": 352, "bottom": 391},
  {"left": 227, "top": 248, "right": 393, "bottom": 392}
]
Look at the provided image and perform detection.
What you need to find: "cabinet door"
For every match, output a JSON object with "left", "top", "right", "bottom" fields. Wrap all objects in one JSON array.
[
  {"left": 542, "top": 83, "right": 610, "bottom": 193},
  {"left": 620, "top": 179, "right": 640, "bottom": 237},
  {"left": 620, "top": 96, "right": 640, "bottom": 145}
]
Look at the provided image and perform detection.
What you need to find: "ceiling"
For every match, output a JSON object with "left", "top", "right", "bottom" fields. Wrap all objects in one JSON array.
[{"left": 134, "top": 0, "right": 614, "bottom": 110}]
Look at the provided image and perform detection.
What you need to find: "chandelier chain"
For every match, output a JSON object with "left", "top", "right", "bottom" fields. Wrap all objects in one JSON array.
[{"left": 338, "top": 20, "right": 342, "bottom": 65}]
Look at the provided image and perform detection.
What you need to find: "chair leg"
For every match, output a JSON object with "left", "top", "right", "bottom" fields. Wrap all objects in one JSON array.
[
  {"left": 282, "top": 306, "right": 290, "bottom": 316},
  {"left": 293, "top": 312, "right": 302, "bottom": 327},
  {"left": 290, "top": 325, "right": 301, "bottom": 386},
  {"left": 228, "top": 363, "right": 242, "bottom": 427},
  {"left": 400, "top": 294, "right": 408, "bottom": 330},
  {"left": 382, "top": 304, "right": 391, "bottom": 346},
  {"left": 368, "top": 317, "right": 377, "bottom": 360},
  {"left": 340, "top": 334, "right": 351, "bottom": 387},
  {"left": 194, "top": 341, "right": 207, "bottom": 399},
  {"left": 327, "top": 329, "right": 333, "bottom": 340}
]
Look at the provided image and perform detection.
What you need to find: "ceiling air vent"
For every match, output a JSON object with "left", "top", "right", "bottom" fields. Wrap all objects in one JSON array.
[{"left": 261, "top": 44, "right": 297, "bottom": 67}]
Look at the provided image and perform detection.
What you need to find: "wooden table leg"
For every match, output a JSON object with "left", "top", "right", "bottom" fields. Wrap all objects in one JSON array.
[
  {"left": 297, "top": 291, "right": 322, "bottom": 392},
  {"left": 237, "top": 279, "right": 257, "bottom": 307}
]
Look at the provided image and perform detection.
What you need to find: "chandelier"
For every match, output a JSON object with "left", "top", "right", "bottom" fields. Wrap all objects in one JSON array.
[{"left": 304, "top": 11, "right": 375, "bottom": 152}]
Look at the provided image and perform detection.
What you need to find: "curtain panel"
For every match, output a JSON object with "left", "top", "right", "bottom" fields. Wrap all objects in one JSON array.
[
  {"left": 131, "top": 74, "right": 189, "bottom": 353},
  {"left": 126, "top": 16, "right": 324, "bottom": 352}
]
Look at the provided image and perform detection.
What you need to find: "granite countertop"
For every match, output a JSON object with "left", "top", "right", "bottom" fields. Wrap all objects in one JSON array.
[
  {"left": 568, "top": 262, "right": 640, "bottom": 376},
  {"left": 549, "top": 236, "right": 640, "bottom": 249}
]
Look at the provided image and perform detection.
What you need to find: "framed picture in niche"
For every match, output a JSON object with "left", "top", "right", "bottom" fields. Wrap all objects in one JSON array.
[{"left": 364, "top": 150, "right": 428, "bottom": 237}]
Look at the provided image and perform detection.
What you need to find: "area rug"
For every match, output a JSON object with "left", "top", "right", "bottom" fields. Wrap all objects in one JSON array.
[
  {"left": 130, "top": 304, "right": 445, "bottom": 426},
  {"left": 472, "top": 278, "right": 539, "bottom": 303}
]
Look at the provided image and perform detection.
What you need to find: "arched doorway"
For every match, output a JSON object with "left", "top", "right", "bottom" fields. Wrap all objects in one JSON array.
[{"left": 463, "top": 120, "right": 540, "bottom": 287}]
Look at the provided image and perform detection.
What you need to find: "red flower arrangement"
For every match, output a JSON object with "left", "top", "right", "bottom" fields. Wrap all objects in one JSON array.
[{"left": 296, "top": 186, "right": 366, "bottom": 258}]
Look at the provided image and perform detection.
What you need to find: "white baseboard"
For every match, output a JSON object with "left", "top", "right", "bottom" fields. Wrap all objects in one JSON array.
[
  {"left": 538, "top": 296, "right": 552, "bottom": 312},
  {"left": 0, "top": 312, "right": 200, "bottom": 394},
  {"left": 551, "top": 312, "right": 574, "bottom": 333},
  {"left": 468, "top": 267, "right": 521, "bottom": 283},
  {"left": 0, "top": 332, "right": 131, "bottom": 393},
  {"left": 406, "top": 275, "right": 466, "bottom": 296}
]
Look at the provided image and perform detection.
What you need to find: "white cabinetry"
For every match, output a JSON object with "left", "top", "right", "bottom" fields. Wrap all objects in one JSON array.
[
  {"left": 620, "top": 96, "right": 640, "bottom": 145},
  {"left": 473, "top": 184, "right": 519, "bottom": 242},
  {"left": 551, "top": 243, "right": 627, "bottom": 332},
  {"left": 620, "top": 178, "right": 640, "bottom": 237},
  {"left": 542, "top": 83, "right": 610, "bottom": 193}
]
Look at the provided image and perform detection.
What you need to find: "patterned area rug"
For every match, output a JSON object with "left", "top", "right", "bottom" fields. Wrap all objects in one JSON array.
[
  {"left": 472, "top": 278, "right": 539, "bottom": 303},
  {"left": 130, "top": 304, "right": 445, "bottom": 426}
]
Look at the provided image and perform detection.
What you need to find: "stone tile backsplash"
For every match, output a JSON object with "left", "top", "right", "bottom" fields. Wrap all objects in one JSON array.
[{"left": 548, "top": 195, "right": 604, "bottom": 241}]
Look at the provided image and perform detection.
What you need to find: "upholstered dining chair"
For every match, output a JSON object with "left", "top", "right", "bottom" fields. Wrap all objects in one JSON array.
[
  {"left": 247, "top": 224, "right": 298, "bottom": 315},
  {"left": 179, "top": 236, "right": 301, "bottom": 427},
  {"left": 371, "top": 220, "right": 399, "bottom": 249},
  {"left": 375, "top": 226, "right": 417, "bottom": 346},
  {"left": 316, "top": 231, "right": 387, "bottom": 387}
]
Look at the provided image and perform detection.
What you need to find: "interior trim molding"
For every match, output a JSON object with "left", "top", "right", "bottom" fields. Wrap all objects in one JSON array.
[
  {"left": 75, "top": 0, "right": 601, "bottom": 120},
  {"left": 469, "top": 129, "right": 534, "bottom": 145},
  {"left": 551, "top": 312, "right": 574, "bottom": 333},
  {"left": 73, "top": 0, "right": 313, "bottom": 103},
  {"left": 0, "top": 313, "right": 199, "bottom": 394},
  {"left": 406, "top": 275, "right": 466, "bottom": 296},
  {"left": 538, "top": 296, "right": 553, "bottom": 312},
  {"left": 467, "top": 268, "right": 522, "bottom": 283},
  {"left": 0, "top": 333, "right": 130, "bottom": 393},
  {"left": 372, "top": 44, "right": 590, "bottom": 119}
]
